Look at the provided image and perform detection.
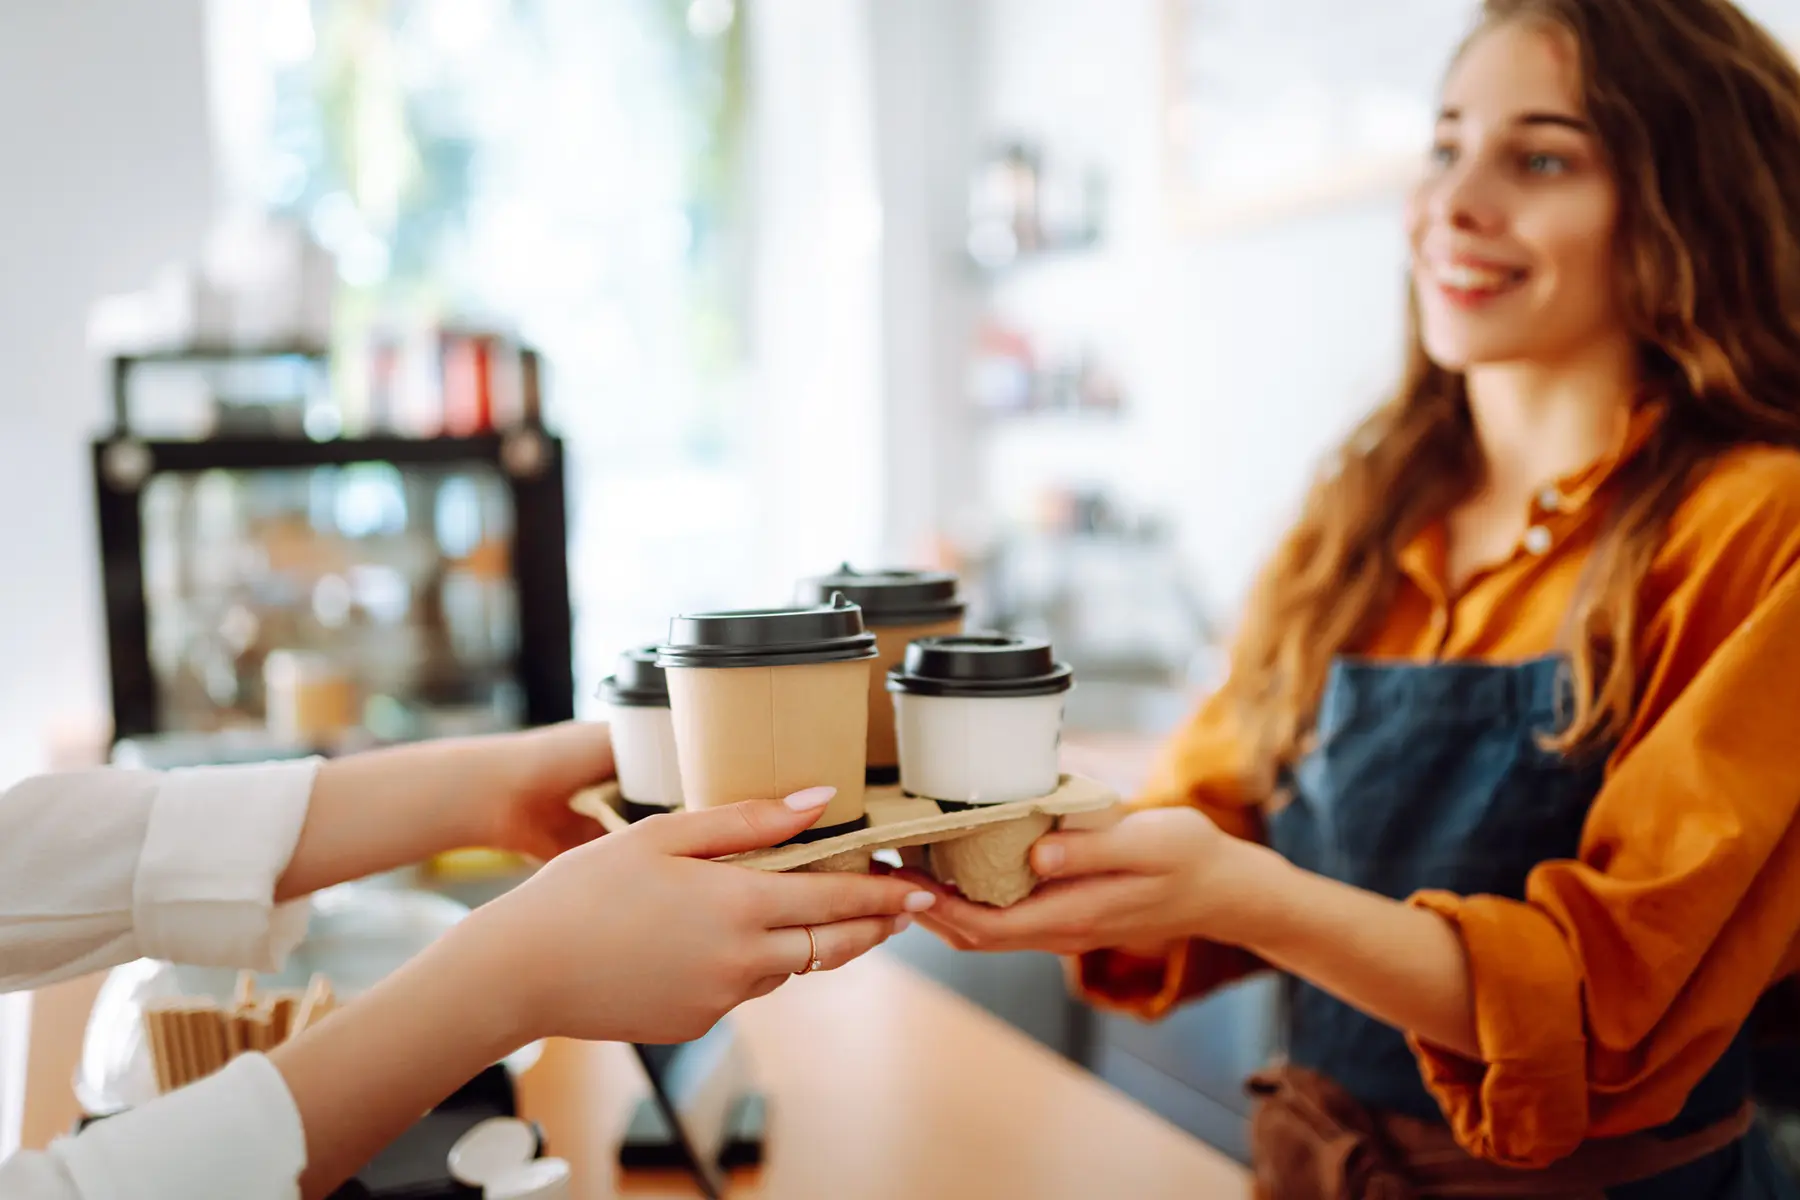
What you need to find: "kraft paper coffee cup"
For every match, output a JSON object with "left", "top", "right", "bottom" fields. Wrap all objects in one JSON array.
[
  {"left": 598, "top": 647, "right": 683, "bottom": 822},
  {"left": 659, "top": 595, "right": 878, "bottom": 838},
  {"left": 796, "top": 565, "right": 966, "bottom": 784},
  {"left": 887, "top": 634, "right": 1073, "bottom": 805},
  {"left": 263, "top": 651, "right": 358, "bottom": 746}
]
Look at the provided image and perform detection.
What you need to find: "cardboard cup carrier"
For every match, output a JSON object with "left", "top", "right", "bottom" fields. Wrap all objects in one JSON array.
[
  {"left": 576, "top": 621, "right": 1113, "bottom": 906},
  {"left": 599, "top": 647, "right": 684, "bottom": 822},
  {"left": 571, "top": 773, "right": 1117, "bottom": 907},
  {"left": 658, "top": 594, "right": 877, "bottom": 844},
  {"left": 796, "top": 565, "right": 966, "bottom": 784}
]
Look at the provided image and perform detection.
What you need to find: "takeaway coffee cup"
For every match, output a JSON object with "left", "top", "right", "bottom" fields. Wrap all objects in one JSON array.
[
  {"left": 796, "top": 565, "right": 966, "bottom": 785},
  {"left": 887, "top": 634, "right": 1074, "bottom": 805},
  {"left": 658, "top": 594, "right": 878, "bottom": 839},
  {"left": 598, "top": 646, "right": 684, "bottom": 822},
  {"left": 263, "top": 650, "right": 358, "bottom": 747}
]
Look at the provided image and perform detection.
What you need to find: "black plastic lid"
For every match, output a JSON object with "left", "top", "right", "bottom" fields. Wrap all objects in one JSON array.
[
  {"left": 795, "top": 564, "right": 965, "bottom": 625},
  {"left": 887, "top": 634, "right": 1073, "bottom": 698},
  {"left": 598, "top": 646, "right": 669, "bottom": 707},
  {"left": 658, "top": 593, "right": 879, "bottom": 669}
]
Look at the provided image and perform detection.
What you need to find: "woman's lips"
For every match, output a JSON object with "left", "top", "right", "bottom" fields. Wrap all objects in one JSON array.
[{"left": 1425, "top": 258, "right": 1530, "bottom": 308}]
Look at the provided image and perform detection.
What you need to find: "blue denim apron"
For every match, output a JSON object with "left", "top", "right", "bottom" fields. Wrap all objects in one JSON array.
[{"left": 1266, "top": 655, "right": 1795, "bottom": 1198}]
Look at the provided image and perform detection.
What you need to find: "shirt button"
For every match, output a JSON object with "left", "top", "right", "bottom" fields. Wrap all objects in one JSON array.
[
  {"left": 1536, "top": 487, "right": 1564, "bottom": 513},
  {"left": 1523, "top": 525, "right": 1553, "bottom": 555}
]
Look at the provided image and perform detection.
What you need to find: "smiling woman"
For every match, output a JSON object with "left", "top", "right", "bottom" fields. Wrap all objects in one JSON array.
[
  {"left": 907, "top": 2, "right": 1800, "bottom": 1197},
  {"left": 1415, "top": 47, "right": 1620, "bottom": 367}
]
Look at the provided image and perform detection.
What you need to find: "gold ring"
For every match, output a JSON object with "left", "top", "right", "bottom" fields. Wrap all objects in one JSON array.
[{"left": 795, "top": 925, "right": 822, "bottom": 976}]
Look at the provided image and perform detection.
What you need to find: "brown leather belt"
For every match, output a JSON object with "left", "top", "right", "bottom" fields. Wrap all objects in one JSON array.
[{"left": 1247, "top": 1063, "right": 1754, "bottom": 1199}]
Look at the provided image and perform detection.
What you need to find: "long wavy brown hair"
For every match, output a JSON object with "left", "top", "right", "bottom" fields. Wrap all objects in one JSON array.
[{"left": 1221, "top": 0, "right": 1800, "bottom": 788}]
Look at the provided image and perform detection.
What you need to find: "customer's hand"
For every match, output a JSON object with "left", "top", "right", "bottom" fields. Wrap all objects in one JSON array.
[
  {"left": 900, "top": 805, "right": 1266, "bottom": 956},
  {"left": 276, "top": 786, "right": 937, "bottom": 1198},
  {"left": 468, "top": 721, "right": 617, "bottom": 861},
  {"left": 280, "top": 722, "right": 616, "bottom": 901},
  {"left": 447, "top": 786, "right": 940, "bottom": 1045}
]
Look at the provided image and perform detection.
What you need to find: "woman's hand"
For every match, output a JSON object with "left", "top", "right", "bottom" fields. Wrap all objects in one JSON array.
[
  {"left": 277, "top": 723, "right": 615, "bottom": 901},
  {"left": 905, "top": 805, "right": 1268, "bottom": 956},
  {"left": 275, "top": 786, "right": 937, "bottom": 1198},
  {"left": 466, "top": 721, "right": 617, "bottom": 861},
  {"left": 446, "top": 786, "right": 939, "bottom": 1045}
]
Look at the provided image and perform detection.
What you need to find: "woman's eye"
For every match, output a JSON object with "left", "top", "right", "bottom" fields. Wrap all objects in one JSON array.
[
  {"left": 1430, "top": 141, "right": 1458, "bottom": 168},
  {"left": 1525, "top": 152, "right": 1571, "bottom": 175}
]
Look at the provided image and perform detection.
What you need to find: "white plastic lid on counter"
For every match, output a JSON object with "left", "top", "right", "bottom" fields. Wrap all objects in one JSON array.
[
  {"left": 448, "top": 1116, "right": 570, "bottom": 1197},
  {"left": 486, "top": 1157, "right": 572, "bottom": 1199}
]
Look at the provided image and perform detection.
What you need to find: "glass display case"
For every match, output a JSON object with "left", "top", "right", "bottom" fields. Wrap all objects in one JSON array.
[{"left": 93, "top": 429, "right": 573, "bottom": 760}]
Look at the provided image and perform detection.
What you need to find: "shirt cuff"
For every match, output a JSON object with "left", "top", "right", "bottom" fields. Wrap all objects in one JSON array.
[
  {"left": 1406, "top": 889, "right": 1590, "bottom": 1167},
  {"left": 1072, "top": 939, "right": 1265, "bottom": 1020},
  {"left": 53, "top": 1053, "right": 306, "bottom": 1200},
  {"left": 133, "top": 760, "right": 320, "bottom": 970}
]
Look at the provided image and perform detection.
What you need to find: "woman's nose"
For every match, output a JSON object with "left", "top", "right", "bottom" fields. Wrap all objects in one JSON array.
[{"left": 1426, "top": 158, "right": 1506, "bottom": 235}]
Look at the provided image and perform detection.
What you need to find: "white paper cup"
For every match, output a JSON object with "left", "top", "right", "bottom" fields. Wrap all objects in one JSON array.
[
  {"left": 892, "top": 691, "right": 1066, "bottom": 804},
  {"left": 887, "top": 635, "right": 1073, "bottom": 805},
  {"left": 606, "top": 705, "right": 683, "bottom": 812},
  {"left": 599, "top": 647, "right": 684, "bottom": 817}
]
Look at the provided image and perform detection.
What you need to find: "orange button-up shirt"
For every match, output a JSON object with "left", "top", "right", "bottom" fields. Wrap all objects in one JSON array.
[{"left": 1076, "top": 412, "right": 1800, "bottom": 1167}]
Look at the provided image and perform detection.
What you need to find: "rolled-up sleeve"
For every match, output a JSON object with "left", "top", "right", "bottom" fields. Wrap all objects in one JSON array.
[
  {"left": 0, "top": 760, "right": 318, "bottom": 990},
  {"left": 1075, "top": 686, "right": 1270, "bottom": 1018},
  {"left": 1407, "top": 561, "right": 1800, "bottom": 1166}
]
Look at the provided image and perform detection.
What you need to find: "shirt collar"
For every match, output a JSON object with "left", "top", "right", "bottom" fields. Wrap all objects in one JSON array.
[
  {"left": 1393, "top": 398, "right": 1664, "bottom": 593},
  {"left": 1397, "top": 521, "right": 1448, "bottom": 603},
  {"left": 1547, "top": 398, "right": 1665, "bottom": 514}
]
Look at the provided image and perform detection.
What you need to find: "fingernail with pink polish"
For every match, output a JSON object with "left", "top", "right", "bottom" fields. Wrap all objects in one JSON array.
[
  {"left": 904, "top": 891, "right": 937, "bottom": 912},
  {"left": 1035, "top": 845, "right": 1064, "bottom": 873},
  {"left": 892, "top": 914, "right": 914, "bottom": 934},
  {"left": 784, "top": 786, "right": 837, "bottom": 811}
]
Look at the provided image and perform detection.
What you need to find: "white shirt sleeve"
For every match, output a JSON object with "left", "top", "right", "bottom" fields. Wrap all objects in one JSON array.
[
  {"left": 0, "top": 761, "right": 318, "bottom": 990},
  {"left": 5, "top": 1054, "right": 307, "bottom": 1200},
  {"left": 0, "top": 760, "right": 321, "bottom": 1199}
]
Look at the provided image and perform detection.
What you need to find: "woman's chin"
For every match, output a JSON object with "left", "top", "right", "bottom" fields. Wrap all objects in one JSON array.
[{"left": 1419, "top": 332, "right": 1528, "bottom": 374}]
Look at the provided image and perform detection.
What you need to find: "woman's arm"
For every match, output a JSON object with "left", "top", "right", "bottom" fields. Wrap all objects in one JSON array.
[
  {"left": 0, "top": 760, "right": 317, "bottom": 991},
  {"left": 911, "top": 806, "right": 1481, "bottom": 1053},
  {"left": 277, "top": 792, "right": 930, "bottom": 1199},
  {"left": 1069, "top": 684, "right": 1274, "bottom": 1018},
  {"left": 0, "top": 723, "right": 611, "bottom": 991},
  {"left": 3, "top": 791, "right": 937, "bottom": 1200},
  {"left": 275, "top": 722, "right": 612, "bottom": 901},
  {"left": 916, "top": 559, "right": 1800, "bottom": 1166},
  {"left": 1204, "top": 841, "right": 1481, "bottom": 1056}
]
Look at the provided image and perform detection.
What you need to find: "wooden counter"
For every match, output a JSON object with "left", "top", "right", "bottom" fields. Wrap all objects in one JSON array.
[{"left": 22, "top": 952, "right": 1248, "bottom": 1198}]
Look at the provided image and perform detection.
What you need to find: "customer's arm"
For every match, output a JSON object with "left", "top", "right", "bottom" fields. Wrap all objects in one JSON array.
[
  {"left": 0, "top": 728, "right": 934, "bottom": 1199},
  {"left": 0, "top": 723, "right": 611, "bottom": 992},
  {"left": 275, "top": 722, "right": 613, "bottom": 902},
  {"left": 0, "top": 727, "right": 600, "bottom": 1200},
  {"left": 0, "top": 753, "right": 326, "bottom": 1200},
  {"left": 272, "top": 796, "right": 932, "bottom": 1199},
  {"left": 0, "top": 759, "right": 319, "bottom": 992}
]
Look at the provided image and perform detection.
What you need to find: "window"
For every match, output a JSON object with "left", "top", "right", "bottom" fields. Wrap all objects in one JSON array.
[{"left": 206, "top": 0, "right": 758, "bottom": 705}]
